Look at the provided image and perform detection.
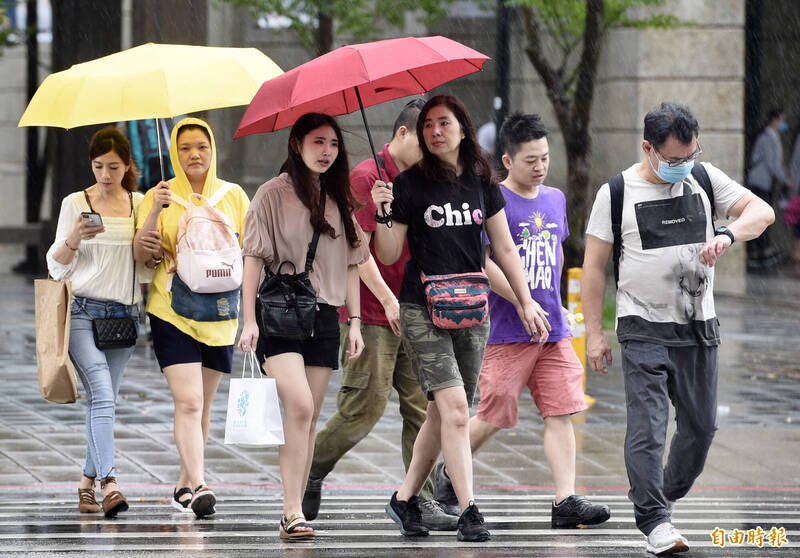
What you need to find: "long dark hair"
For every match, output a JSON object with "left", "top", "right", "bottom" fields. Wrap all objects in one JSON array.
[
  {"left": 416, "top": 95, "right": 494, "bottom": 185},
  {"left": 280, "top": 113, "right": 361, "bottom": 248},
  {"left": 89, "top": 126, "right": 139, "bottom": 192}
]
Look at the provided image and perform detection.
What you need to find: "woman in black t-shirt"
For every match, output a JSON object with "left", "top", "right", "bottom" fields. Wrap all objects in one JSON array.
[{"left": 372, "top": 95, "right": 548, "bottom": 541}]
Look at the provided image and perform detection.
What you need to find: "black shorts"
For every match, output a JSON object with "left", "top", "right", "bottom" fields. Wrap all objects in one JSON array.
[
  {"left": 255, "top": 303, "right": 340, "bottom": 369},
  {"left": 148, "top": 313, "right": 234, "bottom": 373}
]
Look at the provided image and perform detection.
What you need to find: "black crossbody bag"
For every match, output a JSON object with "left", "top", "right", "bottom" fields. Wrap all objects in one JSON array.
[
  {"left": 78, "top": 190, "right": 138, "bottom": 350},
  {"left": 256, "top": 192, "right": 324, "bottom": 341}
]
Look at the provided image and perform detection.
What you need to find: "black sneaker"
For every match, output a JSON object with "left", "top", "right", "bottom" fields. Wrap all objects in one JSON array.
[
  {"left": 433, "top": 462, "right": 459, "bottom": 516},
  {"left": 385, "top": 492, "right": 429, "bottom": 537},
  {"left": 551, "top": 495, "right": 611, "bottom": 528},
  {"left": 457, "top": 501, "right": 491, "bottom": 542},
  {"left": 302, "top": 476, "right": 323, "bottom": 521}
]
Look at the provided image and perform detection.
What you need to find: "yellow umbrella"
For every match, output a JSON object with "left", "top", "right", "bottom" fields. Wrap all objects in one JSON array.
[
  {"left": 18, "top": 43, "right": 283, "bottom": 186},
  {"left": 19, "top": 43, "right": 284, "bottom": 128}
]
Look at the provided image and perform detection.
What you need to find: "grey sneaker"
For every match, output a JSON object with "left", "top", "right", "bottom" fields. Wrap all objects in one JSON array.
[
  {"left": 419, "top": 498, "right": 459, "bottom": 531},
  {"left": 433, "top": 462, "right": 459, "bottom": 516},
  {"left": 551, "top": 494, "right": 611, "bottom": 528}
]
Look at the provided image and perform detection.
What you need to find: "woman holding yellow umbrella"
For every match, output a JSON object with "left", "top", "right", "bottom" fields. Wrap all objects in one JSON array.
[{"left": 134, "top": 117, "right": 250, "bottom": 518}]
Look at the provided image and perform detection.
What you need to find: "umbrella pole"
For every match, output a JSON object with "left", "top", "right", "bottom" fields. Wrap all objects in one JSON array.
[
  {"left": 156, "top": 118, "right": 169, "bottom": 208},
  {"left": 354, "top": 86, "right": 391, "bottom": 227}
]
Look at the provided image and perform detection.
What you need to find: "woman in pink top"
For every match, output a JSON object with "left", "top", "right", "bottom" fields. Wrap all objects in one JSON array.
[{"left": 238, "top": 113, "right": 368, "bottom": 539}]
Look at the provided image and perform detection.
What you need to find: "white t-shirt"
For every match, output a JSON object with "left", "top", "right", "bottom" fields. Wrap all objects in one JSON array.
[
  {"left": 46, "top": 191, "right": 152, "bottom": 304},
  {"left": 585, "top": 162, "right": 748, "bottom": 346}
]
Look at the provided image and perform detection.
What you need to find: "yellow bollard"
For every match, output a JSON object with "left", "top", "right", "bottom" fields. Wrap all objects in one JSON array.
[{"left": 567, "top": 267, "right": 595, "bottom": 408}]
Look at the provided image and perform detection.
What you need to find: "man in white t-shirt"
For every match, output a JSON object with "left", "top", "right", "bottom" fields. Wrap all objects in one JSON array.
[{"left": 581, "top": 102, "right": 774, "bottom": 556}]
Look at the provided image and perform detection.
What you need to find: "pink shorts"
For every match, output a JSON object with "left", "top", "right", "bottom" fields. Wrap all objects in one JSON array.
[{"left": 476, "top": 339, "right": 588, "bottom": 429}]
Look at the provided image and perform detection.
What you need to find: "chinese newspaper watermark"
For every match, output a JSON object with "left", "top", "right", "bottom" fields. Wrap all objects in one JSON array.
[{"left": 711, "top": 527, "right": 788, "bottom": 548}]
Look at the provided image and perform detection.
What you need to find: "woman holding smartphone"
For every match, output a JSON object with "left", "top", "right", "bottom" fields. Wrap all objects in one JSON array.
[{"left": 46, "top": 126, "right": 151, "bottom": 518}]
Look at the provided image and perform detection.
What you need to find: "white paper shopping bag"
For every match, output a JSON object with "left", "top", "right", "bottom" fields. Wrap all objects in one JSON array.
[{"left": 224, "top": 351, "right": 284, "bottom": 446}]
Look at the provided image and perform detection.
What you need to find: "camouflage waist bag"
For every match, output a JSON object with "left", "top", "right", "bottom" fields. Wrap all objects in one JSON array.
[{"left": 420, "top": 270, "right": 490, "bottom": 329}]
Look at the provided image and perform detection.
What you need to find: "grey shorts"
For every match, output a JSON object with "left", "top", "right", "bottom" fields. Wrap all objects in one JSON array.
[{"left": 399, "top": 302, "right": 489, "bottom": 404}]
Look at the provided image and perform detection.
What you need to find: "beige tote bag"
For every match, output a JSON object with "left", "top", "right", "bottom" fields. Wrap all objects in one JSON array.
[{"left": 34, "top": 278, "right": 78, "bottom": 403}]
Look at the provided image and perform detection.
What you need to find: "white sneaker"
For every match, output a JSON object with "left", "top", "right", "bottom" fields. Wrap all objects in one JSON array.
[{"left": 646, "top": 522, "right": 689, "bottom": 555}]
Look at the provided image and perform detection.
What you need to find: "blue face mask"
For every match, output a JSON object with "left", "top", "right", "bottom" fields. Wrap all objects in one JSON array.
[
  {"left": 778, "top": 121, "right": 789, "bottom": 134},
  {"left": 650, "top": 152, "right": 695, "bottom": 183},
  {"left": 656, "top": 159, "right": 694, "bottom": 182}
]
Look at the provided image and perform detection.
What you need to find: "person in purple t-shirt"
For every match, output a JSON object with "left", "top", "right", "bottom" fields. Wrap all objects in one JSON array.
[{"left": 434, "top": 114, "right": 611, "bottom": 529}]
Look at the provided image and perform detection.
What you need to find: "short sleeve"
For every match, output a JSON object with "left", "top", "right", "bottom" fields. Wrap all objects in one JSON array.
[
  {"left": 347, "top": 217, "right": 370, "bottom": 265},
  {"left": 484, "top": 182, "right": 506, "bottom": 219},
  {"left": 702, "top": 162, "right": 748, "bottom": 218},
  {"left": 46, "top": 196, "right": 80, "bottom": 280},
  {"left": 559, "top": 189, "right": 570, "bottom": 240},
  {"left": 241, "top": 186, "right": 274, "bottom": 264},
  {"left": 391, "top": 171, "right": 411, "bottom": 225},
  {"left": 234, "top": 185, "right": 251, "bottom": 248},
  {"left": 585, "top": 183, "right": 613, "bottom": 243},
  {"left": 350, "top": 162, "right": 379, "bottom": 232}
]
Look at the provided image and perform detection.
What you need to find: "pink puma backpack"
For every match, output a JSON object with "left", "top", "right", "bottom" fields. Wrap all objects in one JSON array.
[{"left": 170, "top": 182, "right": 242, "bottom": 294}]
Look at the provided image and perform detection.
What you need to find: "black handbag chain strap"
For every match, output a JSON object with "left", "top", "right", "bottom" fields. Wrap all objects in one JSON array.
[
  {"left": 81, "top": 189, "right": 136, "bottom": 307},
  {"left": 478, "top": 185, "right": 486, "bottom": 269}
]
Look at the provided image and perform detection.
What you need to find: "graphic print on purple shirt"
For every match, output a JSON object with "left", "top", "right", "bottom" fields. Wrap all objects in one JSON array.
[{"left": 487, "top": 184, "right": 572, "bottom": 344}]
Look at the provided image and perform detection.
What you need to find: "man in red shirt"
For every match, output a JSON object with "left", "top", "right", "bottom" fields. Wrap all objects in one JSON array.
[{"left": 303, "top": 99, "right": 457, "bottom": 529}]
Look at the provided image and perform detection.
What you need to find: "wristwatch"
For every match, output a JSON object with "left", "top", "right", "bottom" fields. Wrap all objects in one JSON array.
[{"left": 714, "top": 226, "right": 735, "bottom": 244}]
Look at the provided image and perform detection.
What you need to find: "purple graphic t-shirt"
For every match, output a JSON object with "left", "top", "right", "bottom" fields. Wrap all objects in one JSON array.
[{"left": 487, "top": 184, "right": 572, "bottom": 344}]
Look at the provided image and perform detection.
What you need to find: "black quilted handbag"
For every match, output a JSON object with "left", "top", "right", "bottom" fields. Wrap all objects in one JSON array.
[
  {"left": 92, "top": 317, "right": 137, "bottom": 350},
  {"left": 257, "top": 231, "right": 320, "bottom": 341}
]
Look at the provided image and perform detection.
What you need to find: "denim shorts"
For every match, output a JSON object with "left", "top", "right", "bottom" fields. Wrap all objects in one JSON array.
[
  {"left": 256, "top": 303, "right": 340, "bottom": 369},
  {"left": 148, "top": 313, "right": 234, "bottom": 373}
]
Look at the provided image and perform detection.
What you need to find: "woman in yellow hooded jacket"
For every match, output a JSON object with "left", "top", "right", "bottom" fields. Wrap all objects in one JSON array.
[{"left": 133, "top": 117, "right": 250, "bottom": 518}]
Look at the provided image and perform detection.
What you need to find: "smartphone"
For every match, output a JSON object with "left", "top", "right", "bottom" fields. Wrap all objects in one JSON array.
[{"left": 81, "top": 212, "right": 103, "bottom": 227}]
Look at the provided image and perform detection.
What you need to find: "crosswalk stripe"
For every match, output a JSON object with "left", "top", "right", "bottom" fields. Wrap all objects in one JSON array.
[{"left": 0, "top": 493, "right": 794, "bottom": 554}]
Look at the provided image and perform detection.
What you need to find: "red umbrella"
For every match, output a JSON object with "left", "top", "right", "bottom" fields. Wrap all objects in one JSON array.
[
  {"left": 234, "top": 35, "right": 489, "bottom": 138},
  {"left": 234, "top": 35, "right": 489, "bottom": 222}
]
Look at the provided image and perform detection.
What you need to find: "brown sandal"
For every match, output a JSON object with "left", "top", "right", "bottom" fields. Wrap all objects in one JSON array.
[
  {"left": 280, "top": 512, "right": 315, "bottom": 540},
  {"left": 100, "top": 476, "right": 129, "bottom": 519},
  {"left": 78, "top": 475, "right": 100, "bottom": 513}
]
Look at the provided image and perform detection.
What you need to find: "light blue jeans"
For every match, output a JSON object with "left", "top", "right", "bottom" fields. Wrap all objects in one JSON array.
[{"left": 69, "top": 296, "right": 138, "bottom": 480}]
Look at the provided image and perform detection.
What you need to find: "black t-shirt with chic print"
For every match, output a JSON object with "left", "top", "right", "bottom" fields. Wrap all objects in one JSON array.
[{"left": 391, "top": 164, "right": 506, "bottom": 306}]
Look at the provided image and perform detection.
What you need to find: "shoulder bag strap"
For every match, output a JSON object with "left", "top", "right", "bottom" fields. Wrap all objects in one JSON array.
[
  {"left": 609, "top": 173, "right": 625, "bottom": 289},
  {"left": 83, "top": 189, "right": 94, "bottom": 212},
  {"left": 690, "top": 163, "right": 715, "bottom": 225},
  {"left": 129, "top": 191, "right": 135, "bottom": 306},
  {"left": 206, "top": 181, "right": 236, "bottom": 207},
  {"left": 478, "top": 185, "right": 487, "bottom": 269},
  {"left": 304, "top": 190, "right": 326, "bottom": 273}
]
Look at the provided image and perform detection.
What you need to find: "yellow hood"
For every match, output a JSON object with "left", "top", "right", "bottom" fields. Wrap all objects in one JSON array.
[{"left": 168, "top": 117, "right": 224, "bottom": 199}]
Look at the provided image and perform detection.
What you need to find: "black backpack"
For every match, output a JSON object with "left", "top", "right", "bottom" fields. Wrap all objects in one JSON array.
[{"left": 609, "top": 164, "right": 714, "bottom": 288}]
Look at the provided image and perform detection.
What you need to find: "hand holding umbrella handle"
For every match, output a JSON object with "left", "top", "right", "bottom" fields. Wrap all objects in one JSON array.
[
  {"left": 379, "top": 202, "right": 392, "bottom": 228},
  {"left": 153, "top": 181, "right": 172, "bottom": 210}
]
